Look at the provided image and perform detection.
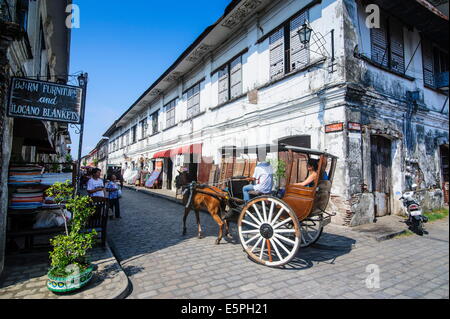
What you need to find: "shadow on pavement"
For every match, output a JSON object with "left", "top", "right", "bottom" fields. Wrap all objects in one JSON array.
[{"left": 108, "top": 188, "right": 356, "bottom": 273}]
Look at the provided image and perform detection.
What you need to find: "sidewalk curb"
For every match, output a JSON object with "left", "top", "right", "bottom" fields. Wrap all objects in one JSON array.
[
  {"left": 106, "top": 242, "right": 131, "bottom": 299},
  {"left": 373, "top": 230, "right": 408, "bottom": 242}
]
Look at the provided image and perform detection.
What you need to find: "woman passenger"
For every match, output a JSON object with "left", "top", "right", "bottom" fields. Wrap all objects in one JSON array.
[{"left": 298, "top": 159, "right": 319, "bottom": 187}]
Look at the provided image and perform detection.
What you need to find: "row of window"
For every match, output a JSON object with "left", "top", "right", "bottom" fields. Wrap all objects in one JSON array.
[
  {"left": 109, "top": 7, "right": 448, "bottom": 153},
  {"left": 109, "top": 110, "right": 160, "bottom": 152},
  {"left": 370, "top": 13, "right": 449, "bottom": 89}
]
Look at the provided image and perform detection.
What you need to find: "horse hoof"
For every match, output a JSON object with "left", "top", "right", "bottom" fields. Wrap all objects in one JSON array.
[
  {"left": 226, "top": 234, "right": 233, "bottom": 239},
  {"left": 198, "top": 234, "right": 204, "bottom": 239},
  {"left": 215, "top": 239, "right": 220, "bottom": 245}
]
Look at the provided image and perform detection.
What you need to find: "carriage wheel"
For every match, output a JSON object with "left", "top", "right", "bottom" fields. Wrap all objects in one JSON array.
[
  {"left": 299, "top": 215, "right": 324, "bottom": 248},
  {"left": 237, "top": 196, "right": 300, "bottom": 267}
]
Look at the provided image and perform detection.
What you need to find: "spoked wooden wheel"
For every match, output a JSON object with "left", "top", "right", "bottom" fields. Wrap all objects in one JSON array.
[
  {"left": 299, "top": 215, "right": 324, "bottom": 248},
  {"left": 237, "top": 196, "right": 300, "bottom": 267}
]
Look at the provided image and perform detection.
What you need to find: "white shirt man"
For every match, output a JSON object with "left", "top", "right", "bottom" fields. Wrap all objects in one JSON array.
[
  {"left": 252, "top": 162, "right": 274, "bottom": 194},
  {"left": 87, "top": 169, "right": 105, "bottom": 197},
  {"left": 242, "top": 160, "right": 274, "bottom": 202}
]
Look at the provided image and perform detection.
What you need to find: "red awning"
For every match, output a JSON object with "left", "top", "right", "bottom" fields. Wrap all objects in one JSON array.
[
  {"left": 152, "top": 143, "right": 202, "bottom": 159},
  {"left": 152, "top": 150, "right": 171, "bottom": 159},
  {"left": 170, "top": 143, "right": 202, "bottom": 156}
]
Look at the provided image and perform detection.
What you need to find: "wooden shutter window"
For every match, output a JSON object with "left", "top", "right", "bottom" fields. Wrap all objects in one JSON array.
[
  {"left": 290, "top": 10, "right": 309, "bottom": 71},
  {"left": 371, "top": 17, "right": 389, "bottom": 67},
  {"left": 389, "top": 18, "right": 405, "bottom": 74},
  {"left": 165, "top": 100, "right": 176, "bottom": 128},
  {"left": 218, "top": 65, "right": 229, "bottom": 104},
  {"left": 152, "top": 111, "right": 159, "bottom": 134},
  {"left": 269, "top": 27, "right": 285, "bottom": 80},
  {"left": 230, "top": 55, "right": 243, "bottom": 98},
  {"left": 422, "top": 39, "right": 435, "bottom": 87},
  {"left": 187, "top": 83, "right": 200, "bottom": 118}
]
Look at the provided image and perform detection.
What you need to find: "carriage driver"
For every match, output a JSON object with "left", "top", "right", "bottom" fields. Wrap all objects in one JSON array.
[{"left": 242, "top": 151, "right": 274, "bottom": 202}]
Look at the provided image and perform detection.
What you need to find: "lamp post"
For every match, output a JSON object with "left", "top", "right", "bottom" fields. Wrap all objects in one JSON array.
[
  {"left": 75, "top": 72, "right": 88, "bottom": 195},
  {"left": 297, "top": 22, "right": 312, "bottom": 45},
  {"left": 101, "top": 136, "right": 109, "bottom": 181}
]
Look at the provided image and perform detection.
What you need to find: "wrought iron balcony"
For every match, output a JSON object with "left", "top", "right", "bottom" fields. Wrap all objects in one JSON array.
[{"left": 436, "top": 72, "right": 449, "bottom": 91}]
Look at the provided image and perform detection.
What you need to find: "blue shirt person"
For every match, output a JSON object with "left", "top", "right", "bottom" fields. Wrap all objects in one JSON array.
[{"left": 105, "top": 175, "right": 121, "bottom": 219}]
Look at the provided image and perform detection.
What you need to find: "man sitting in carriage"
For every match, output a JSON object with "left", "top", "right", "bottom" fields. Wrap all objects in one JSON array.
[{"left": 242, "top": 152, "right": 274, "bottom": 202}]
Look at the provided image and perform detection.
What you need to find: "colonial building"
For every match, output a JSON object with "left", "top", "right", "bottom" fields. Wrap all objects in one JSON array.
[
  {"left": 103, "top": 0, "right": 448, "bottom": 226},
  {"left": 0, "top": 0, "right": 72, "bottom": 275}
]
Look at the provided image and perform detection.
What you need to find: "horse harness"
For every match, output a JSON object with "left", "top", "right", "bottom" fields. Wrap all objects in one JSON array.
[{"left": 182, "top": 182, "right": 230, "bottom": 210}]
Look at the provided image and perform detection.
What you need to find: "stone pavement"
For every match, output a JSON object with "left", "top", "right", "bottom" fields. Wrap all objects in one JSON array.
[
  {"left": 108, "top": 188, "right": 449, "bottom": 299},
  {"left": 0, "top": 243, "right": 129, "bottom": 299}
]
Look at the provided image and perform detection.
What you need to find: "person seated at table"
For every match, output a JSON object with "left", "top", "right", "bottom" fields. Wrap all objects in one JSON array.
[{"left": 242, "top": 153, "right": 274, "bottom": 202}]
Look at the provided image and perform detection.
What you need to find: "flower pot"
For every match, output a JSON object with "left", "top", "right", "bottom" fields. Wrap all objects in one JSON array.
[{"left": 47, "top": 264, "right": 94, "bottom": 293}]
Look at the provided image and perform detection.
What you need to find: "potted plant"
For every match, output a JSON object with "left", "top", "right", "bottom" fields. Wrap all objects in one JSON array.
[
  {"left": 45, "top": 181, "right": 97, "bottom": 293},
  {"left": 269, "top": 158, "right": 287, "bottom": 194},
  {"left": 62, "top": 154, "right": 73, "bottom": 173}
]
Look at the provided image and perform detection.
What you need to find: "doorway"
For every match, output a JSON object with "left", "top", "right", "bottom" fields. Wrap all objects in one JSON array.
[
  {"left": 371, "top": 135, "right": 392, "bottom": 217},
  {"left": 167, "top": 158, "right": 173, "bottom": 190}
]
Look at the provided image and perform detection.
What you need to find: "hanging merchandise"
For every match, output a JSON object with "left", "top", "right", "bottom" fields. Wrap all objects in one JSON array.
[
  {"left": 145, "top": 170, "right": 161, "bottom": 188},
  {"left": 41, "top": 173, "right": 73, "bottom": 186},
  {"left": 9, "top": 188, "right": 44, "bottom": 210},
  {"left": 8, "top": 165, "right": 43, "bottom": 186}
]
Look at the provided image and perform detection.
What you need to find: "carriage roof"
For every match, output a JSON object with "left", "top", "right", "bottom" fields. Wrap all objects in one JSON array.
[{"left": 219, "top": 143, "right": 338, "bottom": 159}]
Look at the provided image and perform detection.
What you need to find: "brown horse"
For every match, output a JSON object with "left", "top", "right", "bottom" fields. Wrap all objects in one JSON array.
[{"left": 178, "top": 172, "right": 232, "bottom": 244}]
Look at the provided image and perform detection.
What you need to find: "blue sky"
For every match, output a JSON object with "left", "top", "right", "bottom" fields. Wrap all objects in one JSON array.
[{"left": 69, "top": 0, "right": 232, "bottom": 157}]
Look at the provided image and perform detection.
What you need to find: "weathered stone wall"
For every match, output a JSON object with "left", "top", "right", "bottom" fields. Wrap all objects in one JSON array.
[
  {"left": 0, "top": 22, "right": 20, "bottom": 276},
  {"left": 335, "top": 0, "right": 449, "bottom": 226}
]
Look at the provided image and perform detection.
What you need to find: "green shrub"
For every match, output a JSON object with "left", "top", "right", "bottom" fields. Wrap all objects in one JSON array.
[{"left": 46, "top": 181, "right": 97, "bottom": 277}]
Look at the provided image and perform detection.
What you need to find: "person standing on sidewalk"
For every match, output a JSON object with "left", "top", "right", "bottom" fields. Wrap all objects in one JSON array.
[
  {"left": 106, "top": 174, "right": 121, "bottom": 219},
  {"left": 87, "top": 168, "right": 105, "bottom": 197}
]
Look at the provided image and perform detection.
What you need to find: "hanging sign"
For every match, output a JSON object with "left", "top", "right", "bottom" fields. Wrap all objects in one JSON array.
[
  {"left": 325, "top": 122, "right": 344, "bottom": 133},
  {"left": 8, "top": 77, "right": 83, "bottom": 124}
]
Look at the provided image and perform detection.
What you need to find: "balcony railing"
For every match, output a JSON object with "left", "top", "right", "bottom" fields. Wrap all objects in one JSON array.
[{"left": 436, "top": 72, "right": 449, "bottom": 91}]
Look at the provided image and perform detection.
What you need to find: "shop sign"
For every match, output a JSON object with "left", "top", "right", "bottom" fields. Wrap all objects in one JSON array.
[
  {"left": 8, "top": 77, "right": 83, "bottom": 124},
  {"left": 348, "top": 122, "right": 361, "bottom": 131},
  {"left": 325, "top": 123, "right": 344, "bottom": 133}
]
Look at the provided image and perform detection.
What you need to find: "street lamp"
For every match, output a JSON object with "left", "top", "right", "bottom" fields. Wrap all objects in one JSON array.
[
  {"left": 77, "top": 73, "right": 87, "bottom": 87},
  {"left": 298, "top": 22, "right": 312, "bottom": 45}
]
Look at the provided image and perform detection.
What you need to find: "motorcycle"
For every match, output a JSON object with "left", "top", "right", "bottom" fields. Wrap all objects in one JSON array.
[{"left": 399, "top": 184, "right": 428, "bottom": 235}]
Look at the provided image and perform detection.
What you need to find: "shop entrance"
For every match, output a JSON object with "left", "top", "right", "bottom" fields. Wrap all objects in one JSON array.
[
  {"left": 371, "top": 135, "right": 392, "bottom": 217},
  {"left": 167, "top": 158, "right": 173, "bottom": 190}
]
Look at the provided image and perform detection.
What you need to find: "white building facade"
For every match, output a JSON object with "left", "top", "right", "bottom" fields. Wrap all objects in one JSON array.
[{"left": 104, "top": 0, "right": 449, "bottom": 226}]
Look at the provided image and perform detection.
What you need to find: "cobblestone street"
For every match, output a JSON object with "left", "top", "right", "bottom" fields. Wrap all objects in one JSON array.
[{"left": 108, "top": 188, "right": 449, "bottom": 299}]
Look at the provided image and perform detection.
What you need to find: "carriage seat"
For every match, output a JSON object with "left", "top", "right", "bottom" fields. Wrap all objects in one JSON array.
[{"left": 248, "top": 190, "right": 271, "bottom": 198}]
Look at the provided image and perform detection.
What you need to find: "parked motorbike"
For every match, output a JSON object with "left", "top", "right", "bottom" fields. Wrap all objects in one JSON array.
[{"left": 399, "top": 184, "right": 428, "bottom": 235}]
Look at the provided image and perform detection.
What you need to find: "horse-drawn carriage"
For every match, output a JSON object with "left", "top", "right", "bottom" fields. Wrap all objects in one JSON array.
[{"left": 182, "top": 143, "right": 338, "bottom": 267}]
